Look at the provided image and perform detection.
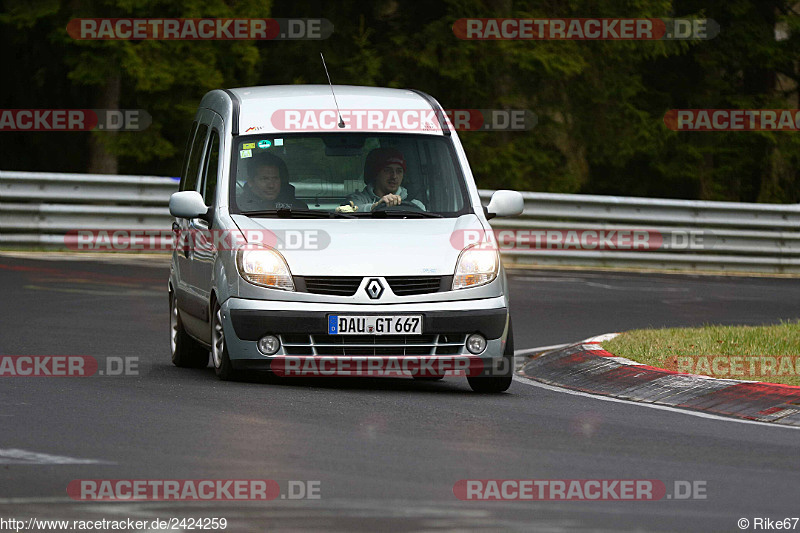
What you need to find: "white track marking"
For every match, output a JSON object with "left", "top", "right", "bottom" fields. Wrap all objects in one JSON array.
[
  {"left": 511, "top": 376, "right": 800, "bottom": 430},
  {"left": 583, "top": 333, "right": 620, "bottom": 343},
  {"left": 514, "top": 343, "right": 571, "bottom": 356},
  {"left": 0, "top": 448, "right": 111, "bottom": 464},
  {"left": 514, "top": 334, "right": 619, "bottom": 357}
]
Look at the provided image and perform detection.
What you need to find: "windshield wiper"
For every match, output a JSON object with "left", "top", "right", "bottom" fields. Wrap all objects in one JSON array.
[
  {"left": 241, "top": 208, "right": 441, "bottom": 219},
  {"left": 240, "top": 208, "right": 360, "bottom": 219},
  {"left": 241, "top": 208, "right": 331, "bottom": 219},
  {"left": 370, "top": 210, "right": 443, "bottom": 218}
]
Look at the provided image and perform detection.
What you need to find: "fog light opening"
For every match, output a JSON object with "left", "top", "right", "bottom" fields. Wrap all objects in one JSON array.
[
  {"left": 466, "top": 333, "right": 487, "bottom": 355},
  {"left": 258, "top": 335, "right": 280, "bottom": 355}
]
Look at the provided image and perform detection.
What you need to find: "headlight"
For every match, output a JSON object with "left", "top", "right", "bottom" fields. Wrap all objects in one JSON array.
[
  {"left": 453, "top": 245, "right": 498, "bottom": 290},
  {"left": 236, "top": 246, "right": 294, "bottom": 291}
]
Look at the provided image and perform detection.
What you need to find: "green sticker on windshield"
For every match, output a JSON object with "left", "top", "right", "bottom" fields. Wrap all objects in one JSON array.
[{"left": 257, "top": 139, "right": 271, "bottom": 149}]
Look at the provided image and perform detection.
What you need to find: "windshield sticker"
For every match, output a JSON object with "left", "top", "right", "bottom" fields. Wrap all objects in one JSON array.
[
  {"left": 239, "top": 149, "right": 252, "bottom": 159},
  {"left": 257, "top": 139, "right": 271, "bottom": 149},
  {"left": 274, "top": 138, "right": 284, "bottom": 146},
  {"left": 242, "top": 142, "right": 256, "bottom": 149}
]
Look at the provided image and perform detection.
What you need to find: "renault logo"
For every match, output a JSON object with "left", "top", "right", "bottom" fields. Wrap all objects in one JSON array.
[{"left": 365, "top": 278, "right": 384, "bottom": 299}]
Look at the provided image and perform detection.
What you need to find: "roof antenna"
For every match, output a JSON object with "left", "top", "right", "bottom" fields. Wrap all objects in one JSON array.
[{"left": 320, "top": 52, "right": 346, "bottom": 128}]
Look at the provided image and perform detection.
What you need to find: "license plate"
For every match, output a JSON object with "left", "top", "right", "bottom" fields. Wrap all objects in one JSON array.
[{"left": 327, "top": 315, "right": 423, "bottom": 335}]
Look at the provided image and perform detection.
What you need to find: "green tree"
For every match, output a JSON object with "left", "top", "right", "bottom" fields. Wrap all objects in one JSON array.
[
  {"left": 1, "top": 0, "right": 270, "bottom": 176},
  {"left": 1, "top": 0, "right": 798, "bottom": 203}
]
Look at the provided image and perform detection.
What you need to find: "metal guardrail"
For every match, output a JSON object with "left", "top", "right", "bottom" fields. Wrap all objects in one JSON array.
[
  {"left": 0, "top": 171, "right": 177, "bottom": 205},
  {"left": 479, "top": 190, "right": 800, "bottom": 273},
  {"left": 0, "top": 171, "right": 175, "bottom": 246},
  {"left": 1, "top": 170, "right": 799, "bottom": 273}
]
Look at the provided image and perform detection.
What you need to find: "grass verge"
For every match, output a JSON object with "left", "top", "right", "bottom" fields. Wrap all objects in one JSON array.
[{"left": 602, "top": 321, "right": 800, "bottom": 386}]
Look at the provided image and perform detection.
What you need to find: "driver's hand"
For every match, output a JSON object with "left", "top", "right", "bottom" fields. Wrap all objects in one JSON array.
[{"left": 372, "top": 194, "right": 402, "bottom": 210}]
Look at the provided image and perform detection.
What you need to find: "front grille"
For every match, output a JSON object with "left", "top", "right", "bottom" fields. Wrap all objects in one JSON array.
[
  {"left": 385, "top": 276, "right": 442, "bottom": 296},
  {"left": 280, "top": 333, "right": 467, "bottom": 356},
  {"left": 297, "top": 275, "right": 448, "bottom": 297},
  {"left": 303, "top": 276, "right": 362, "bottom": 296}
]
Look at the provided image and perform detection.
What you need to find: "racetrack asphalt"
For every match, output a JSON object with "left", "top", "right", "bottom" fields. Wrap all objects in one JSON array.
[{"left": 1, "top": 255, "right": 799, "bottom": 532}]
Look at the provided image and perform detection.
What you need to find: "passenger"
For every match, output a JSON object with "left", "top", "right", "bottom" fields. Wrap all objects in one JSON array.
[
  {"left": 347, "top": 148, "right": 425, "bottom": 212},
  {"left": 238, "top": 152, "right": 308, "bottom": 211}
]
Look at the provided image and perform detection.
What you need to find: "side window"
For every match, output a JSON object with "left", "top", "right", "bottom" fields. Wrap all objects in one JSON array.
[
  {"left": 178, "top": 121, "right": 198, "bottom": 191},
  {"left": 201, "top": 130, "right": 220, "bottom": 206},
  {"left": 181, "top": 123, "right": 209, "bottom": 192}
]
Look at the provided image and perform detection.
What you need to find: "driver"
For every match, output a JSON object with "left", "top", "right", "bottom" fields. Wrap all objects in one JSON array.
[
  {"left": 238, "top": 152, "right": 308, "bottom": 211},
  {"left": 347, "top": 147, "right": 425, "bottom": 212}
]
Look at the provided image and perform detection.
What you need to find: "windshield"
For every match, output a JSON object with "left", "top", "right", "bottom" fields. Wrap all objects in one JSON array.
[{"left": 229, "top": 133, "right": 470, "bottom": 217}]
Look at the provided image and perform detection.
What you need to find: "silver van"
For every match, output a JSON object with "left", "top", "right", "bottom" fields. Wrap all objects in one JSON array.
[{"left": 168, "top": 85, "right": 523, "bottom": 392}]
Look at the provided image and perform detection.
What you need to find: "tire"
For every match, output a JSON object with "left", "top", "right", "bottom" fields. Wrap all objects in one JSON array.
[
  {"left": 467, "top": 319, "right": 514, "bottom": 393},
  {"left": 170, "top": 291, "right": 209, "bottom": 368},
  {"left": 211, "top": 300, "right": 240, "bottom": 381}
]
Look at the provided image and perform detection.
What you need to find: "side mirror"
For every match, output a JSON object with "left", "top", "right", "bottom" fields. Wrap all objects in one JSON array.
[
  {"left": 485, "top": 190, "right": 524, "bottom": 220},
  {"left": 169, "top": 191, "right": 209, "bottom": 220}
]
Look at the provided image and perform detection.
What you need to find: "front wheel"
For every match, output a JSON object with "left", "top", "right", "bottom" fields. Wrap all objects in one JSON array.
[
  {"left": 211, "top": 301, "right": 240, "bottom": 381},
  {"left": 170, "top": 291, "right": 209, "bottom": 368},
  {"left": 467, "top": 319, "right": 514, "bottom": 393}
]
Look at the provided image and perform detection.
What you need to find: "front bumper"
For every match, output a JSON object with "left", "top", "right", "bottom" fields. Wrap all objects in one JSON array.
[{"left": 220, "top": 296, "right": 510, "bottom": 371}]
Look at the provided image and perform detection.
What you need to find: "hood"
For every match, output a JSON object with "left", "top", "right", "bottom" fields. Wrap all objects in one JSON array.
[{"left": 230, "top": 213, "right": 487, "bottom": 276}]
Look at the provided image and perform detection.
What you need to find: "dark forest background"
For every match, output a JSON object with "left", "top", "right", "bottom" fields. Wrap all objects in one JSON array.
[{"left": 1, "top": 0, "right": 799, "bottom": 202}]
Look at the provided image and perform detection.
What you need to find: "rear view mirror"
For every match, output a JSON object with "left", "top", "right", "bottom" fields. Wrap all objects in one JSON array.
[
  {"left": 169, "top": 191, "right": 209, "bottom": 219},
  {"left": 485, "top": 190, "right": 524, "bottom": 219},
  {"left": 322, "top": 135, "right": 366, "bottom": 156}
]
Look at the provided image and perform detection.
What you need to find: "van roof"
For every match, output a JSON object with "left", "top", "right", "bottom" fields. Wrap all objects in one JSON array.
[{"left": 201, "top": 85, "right": 450, "bottom": 136}]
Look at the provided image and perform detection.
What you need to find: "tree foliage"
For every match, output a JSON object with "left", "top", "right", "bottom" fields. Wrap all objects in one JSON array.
[{"left": 1, "top": 0, "right": 798, "bottom": 201}]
